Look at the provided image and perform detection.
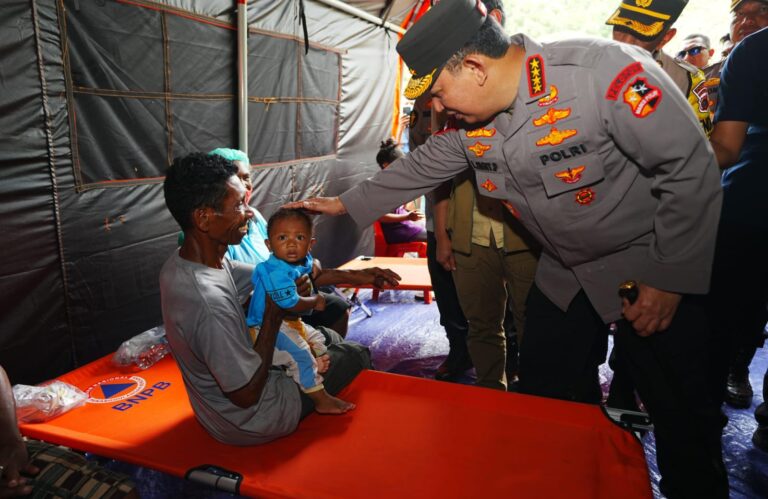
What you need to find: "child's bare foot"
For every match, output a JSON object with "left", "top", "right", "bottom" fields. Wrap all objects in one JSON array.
[{"left": 308, "top": 389, "right": 355, "bottom": 414}]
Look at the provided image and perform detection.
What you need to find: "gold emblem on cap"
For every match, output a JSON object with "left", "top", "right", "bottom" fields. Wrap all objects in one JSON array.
[
  {"left": 606, "top": 9, "right": 665, "bottom": 37},
  {"left": 404, "top": 68, "right": 437, "bottom": 100},
  {"left": 635, "top": 0, "right": 653, "bottom": 7}
]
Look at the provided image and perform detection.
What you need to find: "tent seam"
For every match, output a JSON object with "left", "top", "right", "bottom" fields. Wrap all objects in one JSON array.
[{"left": 32, "top": 0, "right": 78, "bottom": 366}]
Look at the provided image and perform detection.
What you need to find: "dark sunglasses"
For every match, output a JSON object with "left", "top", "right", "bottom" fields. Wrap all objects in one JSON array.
[{"left": 677, "top": 46, "right": 705, "bottom": 58}]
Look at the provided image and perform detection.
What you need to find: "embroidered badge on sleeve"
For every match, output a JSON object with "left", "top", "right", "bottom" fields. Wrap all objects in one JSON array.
[
  {"left": 606, "top": 62, "right": 644, "bottom": 100},
  {"left": 622, "top": 77, "right": 662, "bottom": 118}
]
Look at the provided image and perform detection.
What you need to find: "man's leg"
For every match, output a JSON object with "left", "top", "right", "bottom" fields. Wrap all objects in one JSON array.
[
  {"left": 517, "top": 285, "right": 608, "bottom": 404},
  {"left": 426, "top": 231, "right": 471, "bottom": 380},
  {"left": 753, "top": 367, "right": 768, "bottom": 451},
  {"left": 709, "top": 223, "right": 768, "bottom": 408},
  {"left": 453, "top": 243, "right": 508, "bottom": 390},
  {"left": 500, "top": 249, "right": 537, "bottom": 387},
  {"left": 615, "top": 296, "right": 728, "bottom": 499}
]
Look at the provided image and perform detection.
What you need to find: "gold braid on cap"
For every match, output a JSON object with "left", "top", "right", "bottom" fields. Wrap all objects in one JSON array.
[
  {"left": 404, "top": 69, "right": 437, "bottom": 99},
  {"left": 607, "top": 11, "right": 665, "bottom": 37}
]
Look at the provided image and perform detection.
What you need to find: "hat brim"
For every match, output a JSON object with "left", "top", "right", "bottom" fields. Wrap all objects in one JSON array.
[
  {"left": 404, "top": 66, "right": 443, "bottom": 100},
  {"left": 605, "top": 6, "right": 669, "bottom": 41},
  {"left": 732, "top": 0, "right": 768, "bottom": 11}
]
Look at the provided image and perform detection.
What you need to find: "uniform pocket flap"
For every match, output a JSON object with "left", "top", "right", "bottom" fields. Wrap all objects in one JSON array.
[{"left": 539, "top": 158, "right": 604, "bottom": 198}]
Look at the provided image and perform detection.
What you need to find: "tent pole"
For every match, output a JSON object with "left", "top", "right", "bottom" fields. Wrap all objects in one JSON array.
[
  {"left": 314, "top": 0, "right": 406, "bottom": 34},
  {"left": 237, "top": 0, "right": 248, "bottom": 153}
]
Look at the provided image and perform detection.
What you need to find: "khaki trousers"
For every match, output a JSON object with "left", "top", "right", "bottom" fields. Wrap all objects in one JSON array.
[{"left": 452, "top": 241, "right": 538, "bottom": 390}]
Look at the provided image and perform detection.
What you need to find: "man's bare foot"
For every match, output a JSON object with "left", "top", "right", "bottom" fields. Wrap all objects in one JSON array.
[{"left": 308, "top": 389, "right": 355, "bottom": 414}]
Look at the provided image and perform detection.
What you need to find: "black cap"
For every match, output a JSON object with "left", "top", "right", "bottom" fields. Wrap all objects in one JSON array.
[
  {"left": 732, "top": 0, "right": 768, "bottom": 11},
  {"left": 605, "top": 0, "right": 688, "bottom": 41},
  {"left": 397, "top": 0, "right": 488, "bottom": 99}
]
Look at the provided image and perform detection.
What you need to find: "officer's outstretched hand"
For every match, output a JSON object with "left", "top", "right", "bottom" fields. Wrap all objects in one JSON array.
[
  {"left": 282, "top": 197, "right": 346, "bottom": 216},
  {"left": 621, "top": 283, "right": 681, "bottom": 337}
]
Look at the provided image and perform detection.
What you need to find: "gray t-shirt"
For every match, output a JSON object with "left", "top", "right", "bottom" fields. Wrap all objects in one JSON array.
[{"left": 159, "top": 251, "right": 301, "bottom": 445}]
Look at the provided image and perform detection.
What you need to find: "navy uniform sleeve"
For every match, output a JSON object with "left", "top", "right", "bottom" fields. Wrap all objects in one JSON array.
[
  {"left": 593, "top": 45, "right": 722, "bottom": 293},
  {"left": 340, "top": 130, "right": 470, "bottom": 228},
  {"left": 714, "top": 35, "right": 758, "bottom": 124}
]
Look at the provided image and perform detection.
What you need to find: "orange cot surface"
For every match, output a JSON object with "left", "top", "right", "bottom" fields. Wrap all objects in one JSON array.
[
  {"left": 337, "top": 256, "right": 431, "bottom": 291},
  {"left": 19, "top": 355, "right": 652, "bottom": 499}
]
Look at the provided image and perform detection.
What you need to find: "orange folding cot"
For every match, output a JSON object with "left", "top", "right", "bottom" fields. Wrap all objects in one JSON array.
[{"left": 20, "top": 355, "right": 651, "bottom": 498}]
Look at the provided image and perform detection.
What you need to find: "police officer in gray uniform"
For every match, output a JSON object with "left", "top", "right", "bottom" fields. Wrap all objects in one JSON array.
[{"left": 287, "top": 1, "right": 725, "bottom": 496}]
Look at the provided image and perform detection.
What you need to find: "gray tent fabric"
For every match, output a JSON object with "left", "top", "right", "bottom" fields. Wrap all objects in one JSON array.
[{"left": 0, "top": 0, "right": 412, "bottom": 383}]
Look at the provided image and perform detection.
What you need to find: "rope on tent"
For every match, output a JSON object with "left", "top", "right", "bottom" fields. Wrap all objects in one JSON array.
[{"left": 298, "top": 0, "right": 310, "bottom": 55}]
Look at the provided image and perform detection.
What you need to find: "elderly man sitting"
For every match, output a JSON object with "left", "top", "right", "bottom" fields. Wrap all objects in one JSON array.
[{"left": 160, "top": 152, "right": 399, "bottom": 444}]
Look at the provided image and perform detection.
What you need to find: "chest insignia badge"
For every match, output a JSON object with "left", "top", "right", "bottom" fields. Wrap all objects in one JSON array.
[
  {"left": 466, "top": 128, "right": 497, "bottom": 138},
  {"left": 502, "top": 201, "right": 520, "bottom": 218},
  {"left": 537, "top": 85, "right": 559, "bottom": 107},
  {"left": 527, "top": 54, "right": 547, "bottom": 98},
  {"left": 622, "top": 77, "right": 662, "bottom": 118},
  {"left": 480, "top": 179, "right": 498, "bottom": 192},
  {"left": 536, "top": 127, "right": 578, "bottom": 147},
  {"left": 533, "top": 107, "right": 571, "bottom": 127},
  {"left": 575, "top": 188, "right": 595, "bottom": 205},
  {"left": 468, "top": 142, "right": 492, "bottom": 157},
  {"left": 555, "top": 166, "right": 586, "bottom": 184}
]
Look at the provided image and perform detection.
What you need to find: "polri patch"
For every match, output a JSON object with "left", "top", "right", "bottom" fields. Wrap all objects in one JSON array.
[
  {"left": 527, "top": 55, "right": 546, "bottom": 98},
  {"left": 622, "top": 77, "right": 662, "bottom": 118},
  {"left": 606, "top": 62, "right": 644, "bottom": 100}
]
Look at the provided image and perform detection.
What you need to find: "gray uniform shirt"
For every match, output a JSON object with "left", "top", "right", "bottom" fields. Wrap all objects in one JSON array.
[
  {"left": 159, "top": 251, "right": 301, "bottom": 445},
  {"left": 341, "top": 34, "right": 721, "bottom": 322}
]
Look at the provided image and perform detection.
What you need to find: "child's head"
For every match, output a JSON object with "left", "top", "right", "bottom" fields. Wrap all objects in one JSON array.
[
  {"left": 375, "top": 138, "right": 404, "bottom": 170},
  {"left": 266, "top": 208, "right": 315, "bottom": 264}
]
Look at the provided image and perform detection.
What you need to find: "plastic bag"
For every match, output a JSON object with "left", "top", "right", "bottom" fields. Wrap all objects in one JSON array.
[
  {"left": 13, "top": 381, "right": 87, "bottom": 423},
  {"left": 112, "top": 325, "right": 170, "bottom": 370}
]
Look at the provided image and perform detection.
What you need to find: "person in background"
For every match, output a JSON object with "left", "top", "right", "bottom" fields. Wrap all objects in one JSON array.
[
  {"left": 286, "top": 0, "right": 726, "bottom": 495},
  {"left": 430, "top": 0, "right": 538, "bottom": 392},
  {"left": 677, "top": 33, "right": 715, "bottom": 68},
  {"left": 0, "top": 366, "right": 138, "bottom": 498},
  {"left": 703, "top": 33, "right": 733, "bottom": 116},
  {"left": 374, "top": 139, "right": 427, "bottom": 244},
  {"left": 708, "top": 0, "right": 768, "bottom": 410},
  {"left": 209, "top": 148, "right": 353, "bottom": 338},
  {"left": 607, "top": 0, "right": 713, "bottom": 136},
  {"left": 409, "top": 93, "right": 473, "bottom": 382}
]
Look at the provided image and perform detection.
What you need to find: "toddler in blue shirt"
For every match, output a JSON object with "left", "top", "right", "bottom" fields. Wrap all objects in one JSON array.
[{"left": 246, "top": 208, "right": 355, "bottom": 414}]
